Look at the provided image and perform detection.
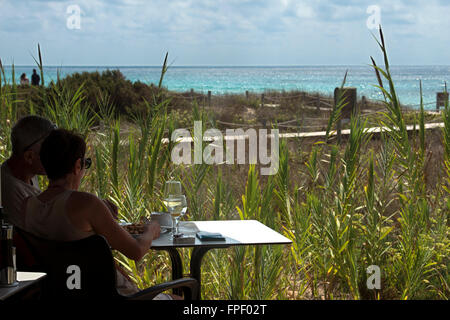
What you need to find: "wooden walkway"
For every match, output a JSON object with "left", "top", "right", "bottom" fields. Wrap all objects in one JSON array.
[
  {"left": 164, "top": 122, "right": 445, "bottom": 143},
  {"left": 279, "top": 122, "right": 445, "bottom": 139}
]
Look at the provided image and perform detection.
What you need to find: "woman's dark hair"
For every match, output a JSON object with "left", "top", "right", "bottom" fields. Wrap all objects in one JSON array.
[{"left": 40, "top": 129, "right": 86, "bottom": 180}]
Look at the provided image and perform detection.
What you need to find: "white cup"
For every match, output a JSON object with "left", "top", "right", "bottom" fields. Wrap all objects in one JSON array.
[{"left": 150, "top": 212, "right": 172, "bottom": 228}]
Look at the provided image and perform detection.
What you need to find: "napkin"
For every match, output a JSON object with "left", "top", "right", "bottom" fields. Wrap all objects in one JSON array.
[{"left": 196, "top": 231, "right": 226, "bottom": 241}]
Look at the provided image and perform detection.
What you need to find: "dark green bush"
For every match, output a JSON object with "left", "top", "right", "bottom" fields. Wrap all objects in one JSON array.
[
  {"left": 57, "top": 69, "right": 147, "bottom": 115},
  {"left": 13, "top": 70, "right": 168, "bottom": 119}
]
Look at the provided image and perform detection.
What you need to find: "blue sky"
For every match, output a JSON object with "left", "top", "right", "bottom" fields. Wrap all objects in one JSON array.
[{"left": 0, "top": 0, "right": 449, "bottom": 66}]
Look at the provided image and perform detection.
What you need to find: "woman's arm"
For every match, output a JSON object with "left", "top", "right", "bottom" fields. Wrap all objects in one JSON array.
[{"left": 72, "top": 192, "right": 160, "bottom": 261}]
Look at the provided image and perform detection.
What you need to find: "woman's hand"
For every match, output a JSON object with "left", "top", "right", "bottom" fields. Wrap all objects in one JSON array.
[{"left": 145, "top": 221, "right": 161, "bottom": 240}]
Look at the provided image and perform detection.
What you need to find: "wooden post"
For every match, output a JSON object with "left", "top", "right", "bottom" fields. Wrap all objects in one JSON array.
[
  {"left": 190, "top": 88, "right": 195, "bottom": 104},
  {"left": 246, "top": 91, "right": 249, "bottom": 100},
  {"left": 334, "top": 87, "right": 358, "bottom": 118},
  {"left": 316, "top": 94, "right": 320, "bottom": 112},
  {"left": 436, "top": 92, "right": 449, "bottom": 111},
  {"left": 208, "top": 91, "right": 211, "bottom": 108},
  {"left": 361, "top": 96, "right": 367, "bottom": 110},
  {"left": 334, "top": 87, "right": 357, "bottom": 144},
  {"left": 261, "top": 94, "right": 265, "bottom": 107}
]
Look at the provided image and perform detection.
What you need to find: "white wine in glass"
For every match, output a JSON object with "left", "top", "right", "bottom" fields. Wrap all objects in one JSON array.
[
  {"left": 172, "top": 195, "right": 187, "bottom": 237},
  {"left": 163, "top": 197, "right": 182, "bottom": 217},
  {"left": 163, "top": 180, "right": 183, "bottom": 238}
]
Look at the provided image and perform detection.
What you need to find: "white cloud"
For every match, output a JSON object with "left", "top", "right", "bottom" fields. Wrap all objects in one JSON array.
[
  {"left": 295, "top": 4, "right": 315, "bottom": 18},
  {"left": 0, "top": 0, "right": 449, "bottom": 65}
]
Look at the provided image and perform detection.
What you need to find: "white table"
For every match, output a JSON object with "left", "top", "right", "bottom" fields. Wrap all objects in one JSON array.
[
  {"left": 150, "top": 220, "right": 292, "bottom": 299},
  {"left": 152, "top": 220, "right": 291, "bottom": 248},
  {"left": 0, "top": 272, "right": 46, "bottom": 301}
]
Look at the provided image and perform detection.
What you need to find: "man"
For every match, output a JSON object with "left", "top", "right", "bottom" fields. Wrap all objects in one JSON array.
[
  {"left": 31, "top": 69, "right": 40, "bottom": 86},
  {"left": 0, "top": 115, "right": 56, "bottom": 229}
]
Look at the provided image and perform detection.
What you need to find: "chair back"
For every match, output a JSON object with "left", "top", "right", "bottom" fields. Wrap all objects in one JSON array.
[
  {"left": 13, "top": 228, "right": 38, "bottom": 271},
  {"left": 15, "top": 228, "right": 119, "bottom": 300}
]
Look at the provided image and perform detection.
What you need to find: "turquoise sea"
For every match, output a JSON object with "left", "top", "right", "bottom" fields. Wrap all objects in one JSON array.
[{"left": 4, "top": 65, "right": 450, "bottom": 109}]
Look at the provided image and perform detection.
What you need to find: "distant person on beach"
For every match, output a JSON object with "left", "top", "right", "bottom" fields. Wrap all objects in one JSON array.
[
  {"left": 31, "top": 69, "right": 40, "bottom": 86},
  {"left": 0, "top": 115, "right": 56, "bottom": 229},
  {"left": 21, "top": 129, "right": 179, "bottom": 299},
  {"left": 20, "top": 73, "right": 29, "bottom": 85}
]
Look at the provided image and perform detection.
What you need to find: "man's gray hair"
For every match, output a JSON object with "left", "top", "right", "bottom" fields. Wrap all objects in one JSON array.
[{"left": 11, "top": 115, "right": 56, "bottom": 155}]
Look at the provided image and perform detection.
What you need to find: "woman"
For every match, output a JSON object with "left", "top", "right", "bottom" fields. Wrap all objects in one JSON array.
[
  {"left": 20, "top": 73, "right": 29, "bottom": 85},
  {"left": 22, "top": 129, "right": 174, "bottom": 299}
]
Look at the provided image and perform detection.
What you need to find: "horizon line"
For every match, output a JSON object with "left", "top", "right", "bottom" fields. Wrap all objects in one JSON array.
[{"left": 3, "top": 64, "right": 450, "bottom": 68}]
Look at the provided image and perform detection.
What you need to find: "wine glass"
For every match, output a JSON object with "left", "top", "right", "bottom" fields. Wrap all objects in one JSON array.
[
  {"left": 172, "top": 195, "right": 187, "bottom": 237},
  {"left": 164, "top": 180, "right": 182, "bottom": 198},
  {"left": 163, "top": 181, "right": 182, "bottom": 238}
]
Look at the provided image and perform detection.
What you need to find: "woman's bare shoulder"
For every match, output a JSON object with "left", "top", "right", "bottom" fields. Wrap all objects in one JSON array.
[
  {"left": 68, "top": 191, "right": 103, "bottom": 209},
  {"left": 70, "top": 190, "right": 99, "bottom": 200}
]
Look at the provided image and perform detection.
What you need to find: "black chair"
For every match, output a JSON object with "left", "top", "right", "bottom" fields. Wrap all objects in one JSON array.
[{"left": 14, "top": 227, "right": 198, "bottom": 300}]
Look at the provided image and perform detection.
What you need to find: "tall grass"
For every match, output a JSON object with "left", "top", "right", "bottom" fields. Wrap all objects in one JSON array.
[
  {"left": 0, "top": 59, "right": 18, "bottom": 162},
  {"left": 369, "top": 28, "right": 447, "bottom": 299}
]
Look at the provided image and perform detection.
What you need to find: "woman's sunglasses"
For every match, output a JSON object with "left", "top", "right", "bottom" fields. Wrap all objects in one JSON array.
[{"left": 83, "top": 158, "right": 92, "bottom": 170}]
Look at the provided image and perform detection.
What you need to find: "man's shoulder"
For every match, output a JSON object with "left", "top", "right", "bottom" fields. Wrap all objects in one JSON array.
[
  {"left": 2, "top": 163, "right": 40, "bottom": 193},
  {"left": 1, "top": 161, "right": 14, "bottom": 184},
  {"left": 1, "top": 162, "right": 38, "bottom": 230}
]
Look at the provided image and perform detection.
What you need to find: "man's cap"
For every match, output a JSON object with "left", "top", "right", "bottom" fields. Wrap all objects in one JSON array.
[{"left": 11, "top": 115, "right": 57, "bottom": 155}]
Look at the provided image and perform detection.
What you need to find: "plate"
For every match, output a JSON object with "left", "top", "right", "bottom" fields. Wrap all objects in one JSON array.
[
  {"left": 119, "top": 220, "right": 132, "bottom": 226},
  {"left": 161, "top": 226, "right": 171, "bottom": 234}
]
